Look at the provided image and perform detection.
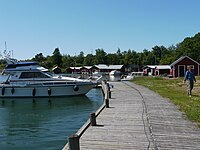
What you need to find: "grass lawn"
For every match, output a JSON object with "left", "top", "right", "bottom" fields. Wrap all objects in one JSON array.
[{"left": 132, "top": 76, "right": 200, "bottom": 128}]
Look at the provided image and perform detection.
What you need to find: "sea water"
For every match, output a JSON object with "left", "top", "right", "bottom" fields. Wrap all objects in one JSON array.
[{"left": 0, "top": 88, "right": 103, "bottom": 150}]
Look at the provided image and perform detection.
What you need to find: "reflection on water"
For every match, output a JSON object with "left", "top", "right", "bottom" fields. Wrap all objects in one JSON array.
[{"left": 0, "top": 88, "right": 103, "bottom": 150}]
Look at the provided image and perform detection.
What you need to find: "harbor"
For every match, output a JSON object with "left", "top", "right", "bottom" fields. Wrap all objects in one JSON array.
[
  {"left": 63, "top": 81, "right": 200, "bottom": 150},
  {"left": 1, "top": 1, "right": 200, "bottom": 149},
  {"left": 0, "top": 88, "right": 103, "bottom": 150}
]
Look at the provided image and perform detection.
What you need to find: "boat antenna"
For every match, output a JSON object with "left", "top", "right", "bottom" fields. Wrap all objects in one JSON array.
[
  {"left": 4, "top": 41, "right": 7, "bottom": 57},
  {"left": 5, "top": 41, "right": 7, "bottom": 51},
  {"left": 12, "top": 50, "right": 14, "bottom": 58}
]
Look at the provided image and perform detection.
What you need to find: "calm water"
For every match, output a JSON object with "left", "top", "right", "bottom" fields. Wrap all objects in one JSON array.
[{"left": 0, "top": 88, "right": 103, "bottom": 150}]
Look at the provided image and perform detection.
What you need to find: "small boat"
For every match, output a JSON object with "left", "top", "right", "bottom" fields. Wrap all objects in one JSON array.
[
  {"left": 89, "top": 71, "right": 108, "bottom": 84},
  {"left": 109, "top": 70, "right": 121, "bottom": 81},
  {"left": 121, "top": 72, "right": 143, "bottom": 81},
  {"left": 0, "top": 58, "right": 95, "bottom": 98}
]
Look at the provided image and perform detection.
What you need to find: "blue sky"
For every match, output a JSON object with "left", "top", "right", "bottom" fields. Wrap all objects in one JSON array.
[{"left": 0, "top": 0, "right": 200, "bottom": 60}]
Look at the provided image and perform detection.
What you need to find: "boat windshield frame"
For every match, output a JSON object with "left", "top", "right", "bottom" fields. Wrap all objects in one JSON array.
[{"left": 19, "top": 71, "right": 52, "bottom": 79}]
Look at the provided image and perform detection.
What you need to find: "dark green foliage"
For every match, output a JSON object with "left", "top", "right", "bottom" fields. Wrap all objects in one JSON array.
[
  {"left": 16, "top": 32, "right": 198, "bottom": 71},
  {"left": 83, "top": 54, "right": 95, "bottom": 66},
  {"left": 94, "top": 49, "right": 107, "bottom": 64},
  {"left": 32, "top": 53, "right": 45, "bottom": 63},
  {"left": 175, "top": 33, "right": 200, "bottom": 62},
  {"left": 76, "top": 51, "right": 84, "bottom": 66},
  {"left": 52, "top": 48, "right": 62, "bottom": 67}
]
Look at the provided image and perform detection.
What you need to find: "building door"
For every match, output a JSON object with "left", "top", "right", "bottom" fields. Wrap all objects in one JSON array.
[{"left": 178, "top": 65, "right": 185, "bottom": 77}]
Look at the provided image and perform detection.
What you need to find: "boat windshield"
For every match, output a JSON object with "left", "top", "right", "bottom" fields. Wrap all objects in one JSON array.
[
  {"left": 0, "top": 75, "right": 10, "bottom": 83},
  {"left": 1, "top": 71, "right": 15, "bottom": 76},
  {"left": 19, "top": 72, "right": 51, "bottom": 79},
  {"left": 45, "top": 72, "right": 54, "bottom": 77}
]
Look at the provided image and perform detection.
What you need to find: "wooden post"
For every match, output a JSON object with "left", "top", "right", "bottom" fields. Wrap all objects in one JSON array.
[
  {"left": 68, "top": 134, "right": 80, "bottom": 150},
  {"left": 90, "top": 112, "right": 96, "bottom": 126},
  {"left": 102, "top": 80, "right": 110, "bottom": 108},
  {"left": 109, "top": 91, "right": 111, "bottom": 98},
  {"left": 105, "top": 82, "right": 109, "bottom": 100},
  {"left": 105, "top": 81, "right": 110, "bottom": 108},
  {"left": 108, "top": 84, "right": 111, "bottom": 98},
  {"left": 105, "top": 98, "right": 109, "bottom": 108}
]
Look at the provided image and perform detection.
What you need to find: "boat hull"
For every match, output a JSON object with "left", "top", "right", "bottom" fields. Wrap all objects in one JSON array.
[{"left": 0, "top": 83, "right": 95, "bottom": 98}]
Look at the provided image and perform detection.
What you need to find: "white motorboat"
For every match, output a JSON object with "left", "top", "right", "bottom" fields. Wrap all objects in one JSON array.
[
  {"left": 121, "top": 72, "right": 144, "bottom": 81},
  {"left": 109, "top": 70, "right": 121, "bottom": 81},
  {"left": 0, "top": 58, "right": 95, "bottom": 98},
  {"left": 89, "top": 71, "right": 108, "bottom": 84}
]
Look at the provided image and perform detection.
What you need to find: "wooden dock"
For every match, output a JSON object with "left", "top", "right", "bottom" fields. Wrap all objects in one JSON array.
[{"left": 63, "top": 81, "right": 200, "bottom": 150}]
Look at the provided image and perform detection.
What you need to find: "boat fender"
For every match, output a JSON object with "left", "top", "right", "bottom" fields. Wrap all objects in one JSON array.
[
  {"left": 73, "top": 85, "right": 79, "bottom": 91},
  {"left": 48, "top": 88, "right": 51, "bottom": 96},
  {"left": 32, "top": 88, "right": 36, "bottom": 96},
  {"left": 11, "top": 87, "right": 15, "bottom": 94},
  {"left": 2, "top": 87, "right": 5, "bottom": 96}
]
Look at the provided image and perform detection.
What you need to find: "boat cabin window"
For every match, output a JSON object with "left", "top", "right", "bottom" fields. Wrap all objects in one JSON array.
[
  {"left": 2, "top": 71, "right": 15, "bottom": 76},
  {"left": 19, "top": 72, "right": 51, "bottom": 79}
]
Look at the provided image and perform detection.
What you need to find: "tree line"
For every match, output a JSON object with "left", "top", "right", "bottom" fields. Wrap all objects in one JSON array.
[
  {"left": 1, "top": 32, "right": 200, "bottom": 70},
  {"left": 32, "top": 32, "right": 200, "bottom": 69}
]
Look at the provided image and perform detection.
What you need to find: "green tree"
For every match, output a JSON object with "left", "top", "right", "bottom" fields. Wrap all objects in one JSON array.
[
  {"left": 116, "top": 48, "right": 123, "bottom": 64},
  {"left": 107, "top": 53, "right": 119, "bottom": 65},
  {"left": 52, "top": 48, "right": 63, "bottom": 67},
  {"left": 94, "top": 49, "right": 107, "bottom": 64},
  {"left": 122, "top": 49, "right": 138, "bottom": 65},
  {"left": 76, "top": 51, "right": 84, "bottom": 66},
  {"left": 159, "top": 45, "right": 176, "bottom": 64},
  {"left": 62, "top": 54, "right": 74, "bottom": 68},
  {"left": 175, "top": 33, "right": 200, "bottom": 62},
  {"left": 32, "top": 53, "right": 45, "bottom": 63},
  {"left": 145, "top": 52, "right": 156, "bottom": 65},
  {"left": 43, "top": 55, "right": 53, "bottom": 69},
  {"left": 83, "top": 54, "right": 94, "bottom": 66}
]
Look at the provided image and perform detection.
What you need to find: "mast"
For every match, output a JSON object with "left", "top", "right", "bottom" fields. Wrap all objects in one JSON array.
[{"left": 5, "top": 41, "right": 7, "bottom": 51}]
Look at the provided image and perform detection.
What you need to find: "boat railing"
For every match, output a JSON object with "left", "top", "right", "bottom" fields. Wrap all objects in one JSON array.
[{"left": 26, "top": 81, "right": 78, "bottom": 86}]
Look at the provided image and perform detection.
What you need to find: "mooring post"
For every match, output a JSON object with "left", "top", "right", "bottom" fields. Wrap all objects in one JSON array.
[
  {"left": 102, "top": 80, "right": 110, "bottom": 108},
  {"left": 105, "top": 82, "right": 110, "bottom": 108},
  {"left": 109, "top": 91, "right": 111, "bottom": 98},
  {"left": 90, "top": 112, "right": 96, "bottom": 126},
  {"left": 108, "top": 85, "right": 111, "bottom": 98},
  {"left": 68, "top": 134, "right": 80, "bottom": 150},
  {"left": 105, "top": 98, "right": 109, "bottom": 108}
]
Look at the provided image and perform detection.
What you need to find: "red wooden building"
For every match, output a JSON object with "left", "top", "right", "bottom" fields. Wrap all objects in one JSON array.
[{"left": 170, "top": 56, "right": 200, "bottom": 77}]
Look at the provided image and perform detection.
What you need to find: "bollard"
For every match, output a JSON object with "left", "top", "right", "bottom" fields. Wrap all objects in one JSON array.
[
  {"left": 108, "top": 84, "right": 111, "bottom": 98},
  {"left": 109, "top": 91, "right": 111, "bottom": 98},
  {"left": 105, "top": 82, "right": 110, "bottom": 108},
  {"left": 105, "top": 85, "right": 109, "bottom": 100},
  {"left": 102, "top": 80, "right": 110, "bottom": 108},
  {"left": 90, "top": 112, "right": 96, "bottom": 126},
  {"left": 68, "top": 134, "right": 80, "bottom": 150},
  {"left": 105, "top": 98, "right": 109, "bottom": 108}
]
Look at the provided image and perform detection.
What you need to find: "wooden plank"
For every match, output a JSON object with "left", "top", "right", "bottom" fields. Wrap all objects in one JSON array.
[
  {"left": 79, "top": 81, "right": 155, "bottom": 150},
  {"left": 63, "top": 81, "right": 200, "bottom": 150}
]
